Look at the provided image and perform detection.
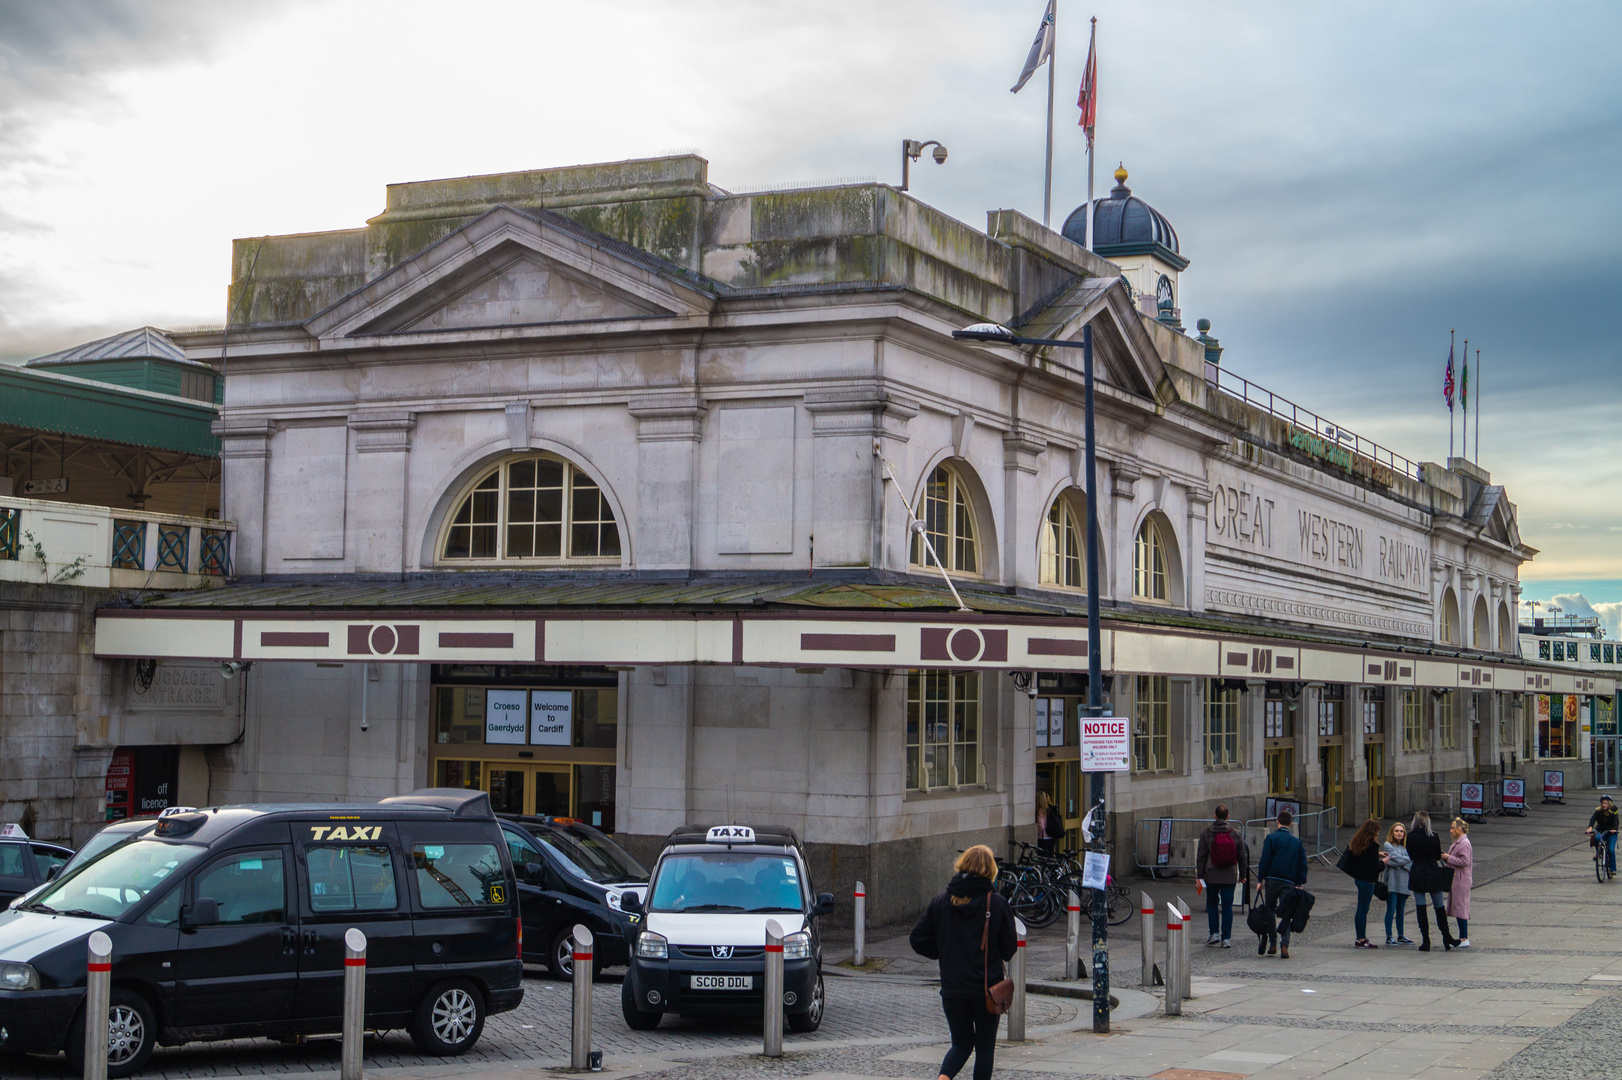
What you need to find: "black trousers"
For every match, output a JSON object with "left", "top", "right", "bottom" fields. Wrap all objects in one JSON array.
[{"left": 940, "top": 994, "right": 999, "bottom": 1080}]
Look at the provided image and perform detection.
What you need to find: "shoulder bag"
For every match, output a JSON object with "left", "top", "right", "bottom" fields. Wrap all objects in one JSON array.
[{"left": 983, "top": 901, "right": 1015, "bottom": 1015}]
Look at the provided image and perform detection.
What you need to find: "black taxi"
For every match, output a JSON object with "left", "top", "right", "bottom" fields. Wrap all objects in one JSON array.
[{"left": 0, "top": 789, "right": 521, "bottom": 1076}]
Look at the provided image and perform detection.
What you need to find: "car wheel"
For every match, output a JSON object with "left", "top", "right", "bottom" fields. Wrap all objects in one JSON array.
[
  {"left": 547, "top": 926, "right": 576, "bottom": 980},
  {"left": 620, "top": 977, "right": 662, "bottom": 1030},
  {"left": 65, "top": 988, "right": 157, "bottom": 1079},
  {"left": 409, "top": 979, "right": 486, "bottom": 1056},
  {"left": 787, "top": 973, "right": 824, "bottom": 1033}
]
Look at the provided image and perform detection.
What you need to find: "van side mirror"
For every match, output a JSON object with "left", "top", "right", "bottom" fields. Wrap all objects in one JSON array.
[
  {"left": 46, "top": 864, "right": 62, "bottom": 881},
  {"left": 620, "top": 891, "right": 643, "bottom": 914},
  {"left": 523, "top": 861, "right": 546, "bottom": 886},
  {"left": 811, "top": 892, "right": 835, "bottom": 917},
  {"left": 182, "top": 897, "right": 220, "bottom": 930}
]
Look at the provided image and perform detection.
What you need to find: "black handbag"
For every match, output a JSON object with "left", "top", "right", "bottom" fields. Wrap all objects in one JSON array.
[
  {"left": 1374, "top": 880, "right": 1390, "bottom": 902},
  {"left": 1247, "top": 902, "right": 1274, "bottom": 937}
]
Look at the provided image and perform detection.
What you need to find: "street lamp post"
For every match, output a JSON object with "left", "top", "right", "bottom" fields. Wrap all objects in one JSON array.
[{"left": 952, "top": 320, "right": 1109, "bottom": 1033}]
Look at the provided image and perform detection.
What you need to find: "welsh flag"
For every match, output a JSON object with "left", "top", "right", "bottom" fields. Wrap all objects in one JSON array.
[{"left": 1443, "top": 342, "right": 1455, "bottom": 408}]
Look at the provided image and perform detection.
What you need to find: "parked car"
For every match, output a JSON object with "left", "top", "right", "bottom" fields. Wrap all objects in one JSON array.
[
  {"left": 0, "top": 789, "right": 522, "bottom": 1077},
  {"left": 498, "top": 815, "right": 648, "bottom": 979},
  {"left": 621, "top": 824, "right": 832, "bottom": 1032},
  {"left": 8, "top": 817, "right": 166, "bottom": 912},
  {"left": 0, "top": 827, "right": 73, "bottom": 910}
]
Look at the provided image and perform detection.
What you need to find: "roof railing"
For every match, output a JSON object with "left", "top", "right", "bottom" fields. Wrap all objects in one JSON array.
[{"left": 1206, "top": 365, "right": 1422, "bottom": 483}]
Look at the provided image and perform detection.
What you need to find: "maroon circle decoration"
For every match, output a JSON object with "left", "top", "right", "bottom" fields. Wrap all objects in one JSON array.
[
  {"left": 370, "top": 625, "right": 397, "bottom": 655},
  {"left": 949, "top": 629, "right": 982, "bottom": 663}
]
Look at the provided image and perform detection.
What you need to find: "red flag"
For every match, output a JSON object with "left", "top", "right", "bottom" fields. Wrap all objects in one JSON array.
[
  {"left": 1077, "top": 26, "right": 1098, "bottom": 147},
  {"left": 1443, "top": 341, "right": 1455, "bottom": 408}
]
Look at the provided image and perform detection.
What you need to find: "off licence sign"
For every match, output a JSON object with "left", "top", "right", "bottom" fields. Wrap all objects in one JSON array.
[{"left": 1080, "top": 716, "right": 1130, "bottom": 772}]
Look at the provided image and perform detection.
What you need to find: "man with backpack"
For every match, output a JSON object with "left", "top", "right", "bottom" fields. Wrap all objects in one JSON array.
[
  {"left": 1196, "top": 804, "right": 1250, "bottom": 948},
  {"left": 1256, "top": 808, "right": 1310, "bottom": 958}
]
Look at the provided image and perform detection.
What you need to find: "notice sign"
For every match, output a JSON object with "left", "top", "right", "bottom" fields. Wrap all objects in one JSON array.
[
  {"left": 1460, "top": 783, "right": 1485, "bottom": 815},
  {"left": 1080, "top": 716, "right": 1130, "bottom": 771},
  {"left": 1502, "top": 778, "right": 1525, "bottom": 812},
  {"left": 485, "top": 689, "right": 528, "bottom": 744},
  {"left": 1156, "top": 819, "right": 1173, "bottom": 866},
  {"left": 529, "top": 690, "right": 572, "bottom": 746},
  {"left": 1081, "top": 850, "right": 1110, "bottom": 891},
  {"left": 1544, "top": 769, "right": 1565, "bottom": 803}
]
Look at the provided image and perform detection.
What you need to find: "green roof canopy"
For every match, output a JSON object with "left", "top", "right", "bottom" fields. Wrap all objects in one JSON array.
[{"left": 0, "top": 364, "right": 220, "bottom": 457}]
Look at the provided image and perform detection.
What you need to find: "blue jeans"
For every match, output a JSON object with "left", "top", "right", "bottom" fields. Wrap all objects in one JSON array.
[
  {"left": 1602, "top": 832, "right": 1618, "bottom": 873},
  {"left": 1384, "top": 892, "right": 1408, "bottom": 940},
  {"left": 1264, "top": 879, "right": 1294, "bottom": 945},
  {"left": 1206, "top": 883, "right": 1236, "bottom": 940},
  {"left": 1353, "top": 878, "right": 1376, "bottom": 940}
]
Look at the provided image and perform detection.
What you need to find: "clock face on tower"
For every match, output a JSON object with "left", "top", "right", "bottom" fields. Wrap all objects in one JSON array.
[{"left": 1156, "top": 274, "right": 1174, "bottom": 309}]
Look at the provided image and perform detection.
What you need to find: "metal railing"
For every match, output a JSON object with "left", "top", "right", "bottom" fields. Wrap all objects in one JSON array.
[
  {"left": 1405, "top": 782, "right": 1458, "bottom": 821},
  {"left": 1244, "top": 802, "right": 1342, "bottom": 869},
  {"left": 1207, "top": 366, "right": 1422, "bottom": 482}
]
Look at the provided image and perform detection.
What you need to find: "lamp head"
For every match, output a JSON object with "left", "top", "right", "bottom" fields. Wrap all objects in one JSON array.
[{"left": 953, "top": 322, "right": 1017, "bottom": 344}]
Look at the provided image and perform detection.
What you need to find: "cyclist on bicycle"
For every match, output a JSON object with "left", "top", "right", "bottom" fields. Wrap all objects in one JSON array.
[{"left": 1587, "top": 794, "right": 1619, "bottom": 879}]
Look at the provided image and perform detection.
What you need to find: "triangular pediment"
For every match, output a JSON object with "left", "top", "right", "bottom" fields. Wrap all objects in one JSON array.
[
  {"left": 1010, "top": 276, "right": 1169, "bottom": 403},
  {"left": 306, "top": 206, "right": 715, "bottom": 342}
]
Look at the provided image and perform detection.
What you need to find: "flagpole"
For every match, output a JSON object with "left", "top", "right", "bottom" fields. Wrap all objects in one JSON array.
[
  {"left": 1085, "top": 16, "right": 1096, "bottom": 251},
  {"left": 1448, "top": 329, "right": 1455, "bottom": 461},
  {"left": 1475, "top": 347, "right": 1481, "bottom": 462},
  {"left": 1043, "top": 2, "right": 1056, "bottom": 227},
  {"left": 1461, "top": 337, "right": 1469, "bottom": 464}
]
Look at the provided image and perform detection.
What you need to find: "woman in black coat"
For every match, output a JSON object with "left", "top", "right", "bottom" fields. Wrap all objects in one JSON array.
[
  {"left": 910, "top": 844, "right": 1018, "bottom": 1080},
  {"left": 1405, "top": 810, "right": 1458, "bottom": 951}
]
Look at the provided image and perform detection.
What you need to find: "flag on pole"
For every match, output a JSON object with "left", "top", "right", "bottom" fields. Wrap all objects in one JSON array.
[
  {"left": 1461, "top": 357, "right": 1468, "bottom": 408},
  {"left": 1443, "top": 341, "right": 1455, "bottom": 408},
  {"left": 1077, "top": 20, "right": 1098, "bottom": 147},
  {"left": 1011, "top": 0, "right": 1056, "bottom": 93}
]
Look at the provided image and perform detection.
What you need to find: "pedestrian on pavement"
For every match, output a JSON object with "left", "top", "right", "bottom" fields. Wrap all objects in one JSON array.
[
  {"left": 1405, "top": 810, "right": 1458, "bottom": 952},
  {"left": 1036, "top": 792, "right": 1062, "bottom": 855},
  {"left": 1339, "top": 818, "right": 1385, "bottom": 948},
  {"left": 1586, "top": 794, "right": 1618, "bottom": 879},
  {"left": 909, "top": 844, "right": 1018, "bottom": 1080},
  {"left": 1196, "top": 803, "right": 1249, "bottom": 949},
  {"left": 1443, "top": 818, "right": 1474, "bottom": 949},
  {"left": 1257, "top": 808, "right": 1308, "bottom": 959},
  {"left": 1380, "top": 821, "right": 1414, "bottom": 945}
]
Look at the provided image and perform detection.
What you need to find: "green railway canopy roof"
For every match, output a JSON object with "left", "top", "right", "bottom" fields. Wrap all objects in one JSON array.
[{"left": 0, "top": 363, "right": 220, "bottom": 457}]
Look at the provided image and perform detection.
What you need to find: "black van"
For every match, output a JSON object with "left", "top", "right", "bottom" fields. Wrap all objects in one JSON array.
[{"left": 0, "top": 789, "right": 522, "bottom": 1077}]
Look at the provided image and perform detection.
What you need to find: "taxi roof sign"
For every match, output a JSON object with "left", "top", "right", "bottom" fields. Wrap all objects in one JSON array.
[
  {"left": 0, "top": 824, "right": 27, "bottom": 839},
  {"left": 706, "top": 825, "right": 755, "bottom": 845}
]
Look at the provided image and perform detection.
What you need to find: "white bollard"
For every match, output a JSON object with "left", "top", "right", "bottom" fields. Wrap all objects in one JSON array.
[
  {"left": 84, "top": 930, "right": 112, "bottom": 1080},
  {"left": 1163, "top": 906, "right": 1181, "bottom": 1016},
  {"left": 571, "top": 925, "right": 594, "bottom": 1071},
  {"left": 763, "top": 919, "right": 785, "bottom": 1058},
  {"left": 341, "top": 928, "right": 367, "bottom": 1080},
  {"left": 1174, "top": 898, "right": 1192, "bottom": 1003},
  {"left": 1140, "top": 892, "right": 1156, "bottom": 987},
  {"left": 853, "top": 881, "right": 866, "bottom": 966},
  {"left": 1007, "top": 916, "right": 1027, "bottom": 1042},
  {"left": 1065, "top": 888, "right": 1082, "bottom": 980}
]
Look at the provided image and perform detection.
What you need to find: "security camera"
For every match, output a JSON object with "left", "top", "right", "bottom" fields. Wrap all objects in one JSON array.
[{"left": 932, "top": 145, "right": 948, "bottom": 164}]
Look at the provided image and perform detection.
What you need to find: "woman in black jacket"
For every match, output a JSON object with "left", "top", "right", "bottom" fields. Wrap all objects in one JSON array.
[
  {"left": 1405, "top": 811, "right": 1458, "bottom": 952},
  {"left": 910, "top": 844, "right": 1018, "bottom": 1080},
  {"left": 1340, "top": 818, "right": 1385, "bottom": 948}
]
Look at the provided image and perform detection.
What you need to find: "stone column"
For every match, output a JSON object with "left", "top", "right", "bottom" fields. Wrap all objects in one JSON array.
[
  {"left": 804, "top": 388, "right": 917, "bottom": 572},
  {"left": 1002, "top": 433, "right": 1047, "bottom": 587},
  {"left": 1183, "top": 484, "right": 1212, "bottom": 614},
  {"left": 1245, "top": 680, "right": 1268, "bottom": 818},
  {"left": 1110, "top": 459, "right": 1143, "bottom": 600},
  {"left": 213, "top": 419, "right": 274, "bottom": 577},
  {"left": 348, "top": 410, "right": 416, "bottom": 573},
  {"left": 627, "top": 394, "right": 706, "bottom": 571},
  {"left": 1298, "top": 684, "right": 1322, "bottom": 807},
  {"left": 1346, "top": 687, "right": 1369, "bottom": 824},
  {"left": 1171, "top": 676, "right": 1199, "bottom": 785}
]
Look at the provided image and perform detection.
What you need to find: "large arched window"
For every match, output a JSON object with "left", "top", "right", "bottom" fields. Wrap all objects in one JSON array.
[
  {"left": 1439, "top": 587, "right": 1461, "bottom": 645},
  {"left": 1497, "top": 601, "right": 1514, "bottom": 653},
  {"left": 911, "top": 464, "right": 979, "bottom": 574},
  {"left": 1472, "top": 596, "right": 1490, "bottom": 649},
  {"left": 441, "top": 455, "right": 620, "bottom": 563},
  {"left": 1133, "top": 517, "right": 1169, "bottom": 601},
  {"left": 1040, "top": 496, "right": 1087, "bottom": 589}
]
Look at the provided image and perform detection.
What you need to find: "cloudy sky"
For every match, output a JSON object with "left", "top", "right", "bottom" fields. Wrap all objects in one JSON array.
[{"left": 2, "top": 0, "right": 1617, "bottom": 627}]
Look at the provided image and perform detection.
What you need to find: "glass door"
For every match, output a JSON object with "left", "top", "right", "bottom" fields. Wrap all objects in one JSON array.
[{"left": 483, "top": 764, "right": 572, "bottom": 817}]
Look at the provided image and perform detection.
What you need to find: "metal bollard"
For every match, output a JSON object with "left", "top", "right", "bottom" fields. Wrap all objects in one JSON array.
[
  {"left": 1174, "top": 898, "right": 1192, "bottom": 1003},
  {"left": 1007, "top": 916, "right": 1027, "bottom": 1042},
  {"left": 341, "top": 928, "right": 367, "bottom": 1080},
  {"left": 571, "top": 924, "right": 594, "bottom": 1070},
  {"left": 1064, "top": 888, "right": 1082, "bottom": 980},
  {"left": 1163, "top": 905, "right": 1181, "bottom": 1016},
  {"left": 763, "top": 919, "right": 784, "bottom": 1057},
  {"left": 1140, "top": 892, "right": 1156, "bottom": 987},
  {"left": 853, "top": 881, "right": 866, "bottom": 966},
  {"left": 84, "top": 930, "right": 112, "bottom": 1080}
]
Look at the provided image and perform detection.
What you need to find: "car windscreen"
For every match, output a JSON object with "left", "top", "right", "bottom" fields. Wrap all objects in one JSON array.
[
  {"left": 540, "top": 827, "right": 647, "bottom": 885},
  {"left": 61, "top": 823, "right": 156, "bottom": 876},
  {"left": 648, "top": 851, "right": 803, "bottom": 913},
  {"left": 25, "top": 839, "right": 205, "bottom": 920}
]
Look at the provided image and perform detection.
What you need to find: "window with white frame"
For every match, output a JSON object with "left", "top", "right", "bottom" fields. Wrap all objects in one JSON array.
[
  {"left": 906, "top": 670, "right": 982, "bottom": 791},
  {"left": 441, "top": 455, "right": 620, "bottom": 563},
  {"left": 1133, "top": 518, "right": 1168, "bottom": 600},
  {"left": 1039, "top": 497, "right": 1086, "bottom": 589},
  {"left": 1204, "top": 679, "right": 1242, "bottom": 768},
  {"left": 1402, "top": 690, "right": 1426, "bottom": 751},
  {"left": 1133, "top": 675, "right": 1171, "bottom": 772},
  {"left": 1439, "top": 691, "right": 1458, "bottom": 749},
  {"left": 911, "top": 465, "right": 979, "bottom": 574}
]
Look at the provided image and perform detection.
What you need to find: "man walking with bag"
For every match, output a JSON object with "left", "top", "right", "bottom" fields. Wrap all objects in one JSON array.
[
  {"left": 1257, "top": 808, "right": 1308, "bottom": 958},
  {"left": 1196, "top": 803, "right": 1249, "bottom": 948}
]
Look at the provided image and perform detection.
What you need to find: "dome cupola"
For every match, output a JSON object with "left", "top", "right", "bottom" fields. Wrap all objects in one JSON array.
[{"left": 1060, "top": 166, "right": 1189, "bottom": 329}]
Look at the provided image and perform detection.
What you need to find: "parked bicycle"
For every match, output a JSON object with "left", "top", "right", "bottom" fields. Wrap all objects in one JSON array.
[{"left": 996, "top": 841, "right": 1131, "bottom": 928}]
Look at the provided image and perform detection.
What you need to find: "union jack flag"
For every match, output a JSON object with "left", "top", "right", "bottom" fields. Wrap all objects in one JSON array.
[{"left": 1443, "top": 341, "right": 1455, "bottom": 408}]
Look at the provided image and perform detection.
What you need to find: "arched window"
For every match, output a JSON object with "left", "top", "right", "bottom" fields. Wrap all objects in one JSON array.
[
  {"left": 1472, "top": 596, "right": 1490, "bottom": 649},
  {"left": 911, "top": 464, "right": 979, "bottom": 574},
  {"left": 1133, "top": 517, "right": 1169, "bottom": 601},
  {"left": 1040, "top": 497, "right": 1086, "bottom": 589},
  {"left": 441, "top": 455, "right": 620, "bottom": 563},
  {"left": 1497, "top": 602, "right": 1513, "bottom": 652},
  {"left": 1440, "top": 587, "right": 1460, "bottom": 645}
]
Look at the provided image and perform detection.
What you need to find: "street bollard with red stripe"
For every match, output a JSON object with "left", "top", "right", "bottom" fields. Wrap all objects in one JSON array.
[
  {"left": 1174, "top": 897, "right": 1192, "bottom": 1003},
  {"left": 84, "top": 930, "right": 112, "bottom": 1080},
  {"left": 341, "top": 928, "right": 367, "bottom": 1080},
  {"left": 1163, "top": 907, "right": 1182, "bottom": 1016},
  {"left": 1064, "top": 888, "right": 1083, "bottom": 980},
  {"left": 1140, "top": 892, "right": 1156, "bottom": 988},
  {"left": 763, "top": 919, "right": 784, "bottom": 1057},
  {"left": 1007, "top": 916, "right": 1027, "bottom": 1042},
  {"left": 853, "top": 881, "right": 867, "bottom": 967},
  {"left": 571, "top": 925, "right": 594, "bottom": 1070}
]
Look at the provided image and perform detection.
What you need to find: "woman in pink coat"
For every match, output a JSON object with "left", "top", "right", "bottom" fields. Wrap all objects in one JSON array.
[{"left": 1443, "top": 818, "right": 1473, "bottom": 949}]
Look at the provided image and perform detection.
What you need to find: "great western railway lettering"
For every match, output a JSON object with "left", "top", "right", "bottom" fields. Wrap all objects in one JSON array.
[
  {"left": 1211, "top": 483, "right": 1275, "bottom": 549},
  {"left": 1298, "top": 509, "right": 1364, "bottom": 571},
  {"left": 1378, "top": 535, "right": 1426, "bottom": 585}
]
